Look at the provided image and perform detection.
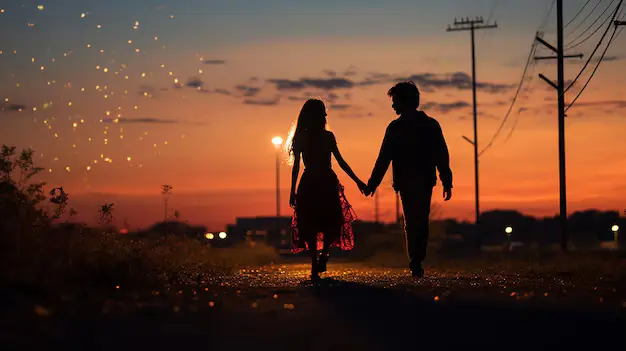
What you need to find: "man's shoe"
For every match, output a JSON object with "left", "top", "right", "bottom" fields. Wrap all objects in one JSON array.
[
  {"left": 318, "top": 253, "right": 329, "bottom": 273},
  {"left": 411, "top": 267, "right": 424, "bottom": 277}
]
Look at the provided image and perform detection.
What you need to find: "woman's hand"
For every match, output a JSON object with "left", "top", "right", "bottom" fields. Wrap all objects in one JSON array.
[
  {"left": 357, "top": 180, "right": 369, "bottom": 196},
  {"left": 289, "top": 191, "right": 296, "bottom": 208}
]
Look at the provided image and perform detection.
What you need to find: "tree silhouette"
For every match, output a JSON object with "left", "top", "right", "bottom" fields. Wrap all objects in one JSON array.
[
  {"left": 49, "top": 187, "right": 69, "bottom": 219},
  {"left": 161, "top": 184, "right": 172, "bottom": 221},
  {"left": 0, "top": 145, "right": 46, "bottom": 206},
  {"left": 99, "top": 203, "right": 114, "bottom": 224}
]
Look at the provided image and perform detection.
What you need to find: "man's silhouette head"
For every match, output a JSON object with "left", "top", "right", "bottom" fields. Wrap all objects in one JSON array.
[{"left": 387, "top": 81, "right": 420, "bottom": 115}]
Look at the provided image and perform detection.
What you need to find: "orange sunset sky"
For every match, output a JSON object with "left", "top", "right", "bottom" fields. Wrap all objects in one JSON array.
[{"left": 1, "top": 0, "right": 625, "bottom": 230}]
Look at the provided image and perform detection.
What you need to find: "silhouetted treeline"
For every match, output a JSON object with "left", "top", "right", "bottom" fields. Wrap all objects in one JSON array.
[{"left": 439, "top": 209, "right": 624, "bottom": 248}]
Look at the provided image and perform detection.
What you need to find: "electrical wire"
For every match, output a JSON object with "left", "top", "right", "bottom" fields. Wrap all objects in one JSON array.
[
  {"left": 564, "top": 0, "right": 593, "bottom": 29},
  {"left": 503, "top": 62, "right": 540, "bottom": 143},
  {"left": 478, "top": 40, "right": 538, "bottom": 156},
  {"left": 565, "top": 0, "right": 619, "bottom": 49},
  {"left": 565, "top": 0, "right": 616, "bottom": 48},
  {"left": 565, "top": 25, "right": 620, "bottom": 112},
  {"left": 564, "top": 0, "right": 623, "bottom": 93},
  {"left": 565, "top": 0, "right": 604, "bottom": 36},
  {"left": 478, "top": 1, "right": 556, "bottom": 156}
]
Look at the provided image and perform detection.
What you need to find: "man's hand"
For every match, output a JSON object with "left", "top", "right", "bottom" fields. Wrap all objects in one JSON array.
[
  {"left": 443, "top": 187, "right": 452, "bottom": 201},
  {"left": 363, "top": 186, "right": 373, "bottom": 197}
]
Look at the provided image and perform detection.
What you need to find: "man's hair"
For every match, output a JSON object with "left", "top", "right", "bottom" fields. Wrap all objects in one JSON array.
[{"left": 387, "top": 81, "right": 420, "bottom": 107}]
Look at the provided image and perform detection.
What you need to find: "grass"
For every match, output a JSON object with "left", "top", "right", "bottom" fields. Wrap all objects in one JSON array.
[{"left": 3, "top": 225, "right": 280, "bottom": 294}]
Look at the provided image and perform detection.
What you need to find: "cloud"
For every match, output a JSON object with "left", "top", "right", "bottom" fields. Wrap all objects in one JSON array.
[
  {"left": 326, "top": 92, "right": 339, "bottom": 102},
  {"left": 101, "top": 117, "right": 206, "bottom": 125},
  {"left": 266, "top": 71, "right": 514, "bottom": 94},
  {"left": 235, "top": 85, "right": 261, "bottom": 97},
  {"left": 389, "top": 72, "right": 514, "bottom": 93},
  {"left": 267, "top": 77, "right": 355, "bottom": 91},
  {"left": 1, "top": 103, "right": 27, "bottom": 112},
  {"left": 214, "top": 88, "right": 232, "bottom": 95},
  {"left": 422, "top": 101, "right": 471, "bottom": 114},
  {"left": 323, "top": 70, "right": 338, "bottom": 77},
  {"left": 287, "top": 95, "right": 309, "bottom": 101},
  {"left": 565, "top": 100, "right": 626, "bottom": 108},
  {"left": 243, "top": 96, "right": 280, "bottom": 106},
  {"left": 202, "top": 59, "right": 226, "bottom": 65},
  {"left": 328, "top": 104, "right": 351, "bottom": 110},
  {"left": 595, "top": 55, "right": 621, "bottom": 62},
  {"left": 186, "top": 77, "right": 204, "bottom": 88},
  {"left": 138, "top": 85, "right": 156, "bottom": 97}
]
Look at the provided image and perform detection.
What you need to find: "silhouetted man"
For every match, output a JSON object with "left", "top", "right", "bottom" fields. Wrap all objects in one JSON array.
[{"left": 365, "top": 81, "right": 453, "bottom": 277}]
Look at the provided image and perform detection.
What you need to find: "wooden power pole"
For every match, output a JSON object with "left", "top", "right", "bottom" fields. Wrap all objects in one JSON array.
[
  {"left": 447, "top": 16, "right": 497, "bottom": 245},
  {"left": 534, "top": 0, "right": 584, "bottom": 251}
]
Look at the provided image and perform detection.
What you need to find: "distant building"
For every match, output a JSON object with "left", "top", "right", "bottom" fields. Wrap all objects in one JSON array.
[
  {"left": 224, "top": 216, "right": 387, "bottom": 254},
  {"left": 226, "top": 216, "right": 293, "bottom": 253},
  {"left": 136, "top": 220, "right": 208, "bottom": 239}
]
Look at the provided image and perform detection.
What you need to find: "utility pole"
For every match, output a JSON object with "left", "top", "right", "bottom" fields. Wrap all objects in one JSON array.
[
  {"left": 447, "top": 16, "right": 497, "bottom": 245},
  {"left": 375, "top": 191, "right": 380, "bottom": 224},
  {"left": 275, "top": 149, "right": 280, "bottom": 217},
  {"left": 615, "top": 20, "right": 626, "bottom": 26},
  {"left": 534, "top": 0, "right": 583, "bottom": 251},
  {"left": 395, "top": 192, "right": 401, "bottom": 225}
]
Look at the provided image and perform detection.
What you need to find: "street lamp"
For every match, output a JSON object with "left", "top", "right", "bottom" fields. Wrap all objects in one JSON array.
[
  {"left": 612, "top": 224, "right": 619, "bottom": 244},
  {"left": 205, "top": 232, "right": 214, "bottom": 240},
  {"left": 272, "top": 136, "right": 283, "bottom": 217},
  {"left": 219, "top": 231, "right": 227, "bottom": 239},
  {"left": 505, "top": 226, "right": 513, "bottom": 250}
]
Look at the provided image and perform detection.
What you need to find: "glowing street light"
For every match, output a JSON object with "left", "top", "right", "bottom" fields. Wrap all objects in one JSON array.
[
  {"left": 272, "top": 136, "right": 283, "bottom": 147},
  {"left": 272, "top": 136, "right": 283, "bottom": 217},
  {"left": 504, "top": 226, "right": 513, "bottom": 251},
  {"left": 205, "top": 232, "right": 214, "bottom": 240},
  {"left": 218, "top": 231, "right": 227, "bottom": 239},
  {"left": 612, "top": 224, "right": 619, "bottom": 244}
]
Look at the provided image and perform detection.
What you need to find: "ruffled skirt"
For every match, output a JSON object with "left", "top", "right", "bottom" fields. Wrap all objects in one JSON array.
[{"left": 291, "top": 169, "right": 356, "bottom": 253}]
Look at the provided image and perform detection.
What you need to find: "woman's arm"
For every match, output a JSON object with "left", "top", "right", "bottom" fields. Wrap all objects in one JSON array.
[
  {"left": 289, "top": 151, "right": 301, "bottom": 207},
  {"left": 330, "top": 133, "right": 365, "bottom": 188}
]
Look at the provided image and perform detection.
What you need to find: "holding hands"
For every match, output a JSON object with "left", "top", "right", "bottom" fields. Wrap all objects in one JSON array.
[{"left": 356, "top": 179, "right": 373, "bottom": 197}]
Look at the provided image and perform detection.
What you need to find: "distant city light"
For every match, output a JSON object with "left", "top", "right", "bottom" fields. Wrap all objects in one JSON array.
[
  {"left": 120, "top": 228, "right": 128, "bottom": 234},
  {"left": 612, "top": 225, "right": 619, "bottom": 233},
  {"left": 205, "top": 232, "right": 214, "bottom": 240},
  {"left": 219, "top": 231, "right": 227, "bottom": 239},
  {"left": 505, "top": 226, "right": 513, "bottom": 234},
  {"left": 272, "top": 136, "right": 283, "bottom": 146}
]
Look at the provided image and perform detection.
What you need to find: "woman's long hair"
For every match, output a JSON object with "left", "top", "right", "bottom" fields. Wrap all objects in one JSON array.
[{"left": 285, "top": 99, "right": 327, "bottom": 165}]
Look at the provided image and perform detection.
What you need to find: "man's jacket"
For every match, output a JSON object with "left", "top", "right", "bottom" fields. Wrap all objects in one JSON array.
[{"left": 368, "top": 110, "right": 453, "bottom": 192}]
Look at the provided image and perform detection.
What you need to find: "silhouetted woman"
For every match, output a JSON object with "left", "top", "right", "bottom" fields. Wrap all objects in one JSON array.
[{"left": 288, "top": 99, "right": 366, "bottom": 280}]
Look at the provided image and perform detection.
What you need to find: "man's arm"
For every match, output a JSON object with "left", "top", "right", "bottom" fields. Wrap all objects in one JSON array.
[
  {"left": 433, "top": 120, "right": 453, "bottom": 189},
  {"left": 367, "top": 125, "right": 393, "bottom": 193}
]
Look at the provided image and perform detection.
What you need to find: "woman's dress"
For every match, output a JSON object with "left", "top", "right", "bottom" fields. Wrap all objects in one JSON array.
[{"left": 291, "top": 131, "right": 356, "bottom": 253}]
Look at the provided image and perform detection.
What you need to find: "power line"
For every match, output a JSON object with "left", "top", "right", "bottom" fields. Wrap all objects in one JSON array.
[
  {"left": 479, "top": 39, "right": 538, "bottom": 156},
  {"left": 503, "top": 59, "right": 541, "bottom": 143},
  {"left": 564, "top": 0, "right": 623, "bottom": 93},
  {"left": 478, "top": 1, "right": 557, "bottom": 156},
  {"left": 565, "top": 0, "right": 619, "bottom": 49},
  {"left": 565, "top": 0, "right": 604, "bottom": 35},
  {"left": 565, "top": 25, "right": 620, "bottom": 112},
  {"left": 540, "top": 0, "right": 557, "bottom": 31},
  {"left": 564, "top": 0, "right": 593, "bottom": 28},
  {"left": 446, "top": 16, "right": 498, "bottom": 235},
  {"left": 565, "top": 0, "right": 617, "bottom": 48}
]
